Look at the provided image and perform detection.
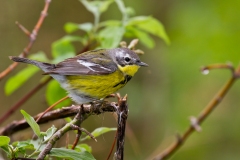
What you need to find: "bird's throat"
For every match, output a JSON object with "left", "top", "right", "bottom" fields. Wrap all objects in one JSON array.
[{"left": 117, "top": 64, "right": 140, "bottom": 76}]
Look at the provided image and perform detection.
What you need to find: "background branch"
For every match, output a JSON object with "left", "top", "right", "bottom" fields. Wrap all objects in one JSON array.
[
  {"left": 153, "top": 64, "right": 240, "bottom": 160},
  {"left": 0, "top": 0, "right": 51, "bottom": 81},
  {"left": 0, "top": 37, "right": 92, "bottom": 125},
  {"left": 0, "top": 77, "right": 52, "bottom": 125}
]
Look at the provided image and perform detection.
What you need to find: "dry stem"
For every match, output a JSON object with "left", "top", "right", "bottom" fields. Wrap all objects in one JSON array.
[
  {"left": 0, "top": 77, "right": 52, "bottom": 125},
  {"left": 0, "top": 0, "right": 51, "bottom": 81},
  {"left": 153, "top": 64, "right": 240, "bottom": 160}
]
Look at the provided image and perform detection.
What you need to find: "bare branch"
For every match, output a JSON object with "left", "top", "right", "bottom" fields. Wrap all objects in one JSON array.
[
  {"left": 0, "top": 0, "right": 51, "bottom": 81},
  {"left": 114, "top": 94, "right": 128, "bottom": 160},
  {"left": 0, "top": 77, "right": 52, "bottom": 125},
  {"left": 153, "top": 64, "right": 240, "bottom": 160},
  {"left": 15, "top": 21, "right": 31, "bottom": 37}
]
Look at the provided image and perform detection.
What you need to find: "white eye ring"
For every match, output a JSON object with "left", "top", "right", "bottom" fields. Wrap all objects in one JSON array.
[{"left": 124, "top": 56, "right": 131, "bottom": 62}]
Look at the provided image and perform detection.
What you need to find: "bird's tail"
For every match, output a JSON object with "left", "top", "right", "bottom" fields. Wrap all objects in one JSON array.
[{"left": 9, "top": 56, "right": 55, "bottom": 72}]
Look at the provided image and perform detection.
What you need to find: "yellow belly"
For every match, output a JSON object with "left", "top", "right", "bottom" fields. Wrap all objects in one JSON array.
[{"left": 66, "top": 70, "right": 128, "bottom": 99}]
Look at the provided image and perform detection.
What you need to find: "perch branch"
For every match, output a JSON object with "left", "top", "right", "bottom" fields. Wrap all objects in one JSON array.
[
  {"left": 36, "top": 95, "right": 69, "bottom": 122},
  {"left": 0, "top": 102, "right": 116, "bottom": 136},
  {"left": 114, "top": 94, "right": 128, "bottom": 160},
  {"left": 37, "top": 100, "right": 119, "bottom": 160},
  {"left": 0, "top": 0, "right": 51, "bottom": 81},
  {"left": 154, "top": 63, "right": 240, "bottom": 160}
]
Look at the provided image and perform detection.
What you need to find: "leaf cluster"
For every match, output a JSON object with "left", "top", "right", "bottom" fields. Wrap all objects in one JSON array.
[
  {"left": 2, "top": 0, "right": 169, "bottom": 159},
  {"left": 5, "top": 0, "right": 169, "bottom": 109},
  {"left": 0, "top": 110, "right": 116, "bottom": 159}
]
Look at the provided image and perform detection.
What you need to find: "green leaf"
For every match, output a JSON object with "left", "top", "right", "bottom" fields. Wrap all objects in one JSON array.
[
  {"left": 5, "top": 65, "right": 39, "bottom": 95},
  {"left": 125, "top": 26, "right": 155, "bottom": 48},
  {"left": 80, "top": 0, "right": 113, "bottom": 15},
  {"left": 12, "top": 141, "right": 35, "bottom": 155},
  {"left": 125, "top": 7, "right": 135, "bottom": 16},
  {"left": 0, "top": 136, "right": 10, "bottom": 146},
  {"left": 29, "top": 51, "right": 49, "bottom": 62},
  {"left": 46, "top": 80, "right": 71, "bottom": 108},
  {"left": 91, "top": 127, "right": 117, "bottom": 137},
  {"left": 97, "top": 0, "right": 114, "bottom": 13},
  {"left": 115, "top": 0, "right": 128, "bottom": 22},
  {"left": 64, "top": 23, "right": 93, "bottom": 33},
  {"left": 98, "top": 26, "right": 125, "bottom": 48},
  {"left": 115, "top": 0, "right": 126, "bottom": 14},
  {"left": 44, "top": 125, "right": 57, "bottom": 142},
  {"left": 60, "top": 35, "right": 83, "bottom": 42},
  {"left": 81, "top": 127, "right": 116, "bottom": 141},
  {"left": 80, "top": 0, "right": 99, "bottom": 18},
  {"left": 69, "top": 144, "right": 92, "bottom": 153},
  {"left": 64, "top": 23, "right": 79, "bottom": 33},
  {"left": 0, "top": 145, "right": 11, "bottom": 158},
  {"left": 51, "top": 37, "right": 76, "bottom": 60},
  {"left": 15, "top": 141, "right": 35, "bottom": 150},
  {"left": 30, "top": 139, "right": 46, "bottom": 152},
  {"left": 115, "top": 0, "right": 126, "bottom": 13},
  {"left": 64, "top": 22, "right": 93, "bottom": 33},
  {"left": 99, "top": 20, "right": 122, "bottom": 27},
  {"left": 75, "top": 144, "right": 92, "bottom": 153},
  {"left": 127, "top": 16, "right": 170, "bottom": 44},
  {"left": 50, "top": 148, "right": 95, "bottom": 160},
  {"left": 21, "top": 110, "right": 41, "bottom": 138}
]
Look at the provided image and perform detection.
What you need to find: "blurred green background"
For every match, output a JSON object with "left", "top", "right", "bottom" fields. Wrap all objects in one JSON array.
[{"left": 1, "top": 0, "right": 240, "bottom": 159}]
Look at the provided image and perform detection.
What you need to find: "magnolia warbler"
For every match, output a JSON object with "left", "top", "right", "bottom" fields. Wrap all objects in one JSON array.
[{"left": 10, "top": 48, "right": 148, "bottom": 104}]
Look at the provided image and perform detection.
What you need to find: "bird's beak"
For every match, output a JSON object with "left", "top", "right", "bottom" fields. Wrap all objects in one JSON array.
[{"left": 138, "top": 61, "right": 149, "bottom": 67}]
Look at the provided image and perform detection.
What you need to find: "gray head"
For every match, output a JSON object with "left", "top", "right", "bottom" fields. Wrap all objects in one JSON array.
[{"left": 108, "top": 48, "right": 148, "bottom": 67}]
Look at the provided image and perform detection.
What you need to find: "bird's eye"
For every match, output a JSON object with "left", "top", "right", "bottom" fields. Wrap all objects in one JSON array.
[{"left": 124, "top": 57, "right": 131, "bottom": 62}]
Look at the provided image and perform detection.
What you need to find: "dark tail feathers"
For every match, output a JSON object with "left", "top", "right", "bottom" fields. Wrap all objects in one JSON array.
[{"left": 9, "top": 56, "right": 55, "bottom": 72}]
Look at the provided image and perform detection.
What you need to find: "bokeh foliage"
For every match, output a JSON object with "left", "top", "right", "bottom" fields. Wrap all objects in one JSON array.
[{"left": 1, "top": 0, "right": 240, "bottom": 160}]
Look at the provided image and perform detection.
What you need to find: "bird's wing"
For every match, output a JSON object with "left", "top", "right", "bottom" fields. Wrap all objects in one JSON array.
[{"left": 44, "top": 53, "right": 117, "bottom": 75}]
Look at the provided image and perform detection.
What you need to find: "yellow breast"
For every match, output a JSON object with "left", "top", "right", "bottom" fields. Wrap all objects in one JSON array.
[{"left": 67, "top": 70, "right": 128, "bottom": 99}]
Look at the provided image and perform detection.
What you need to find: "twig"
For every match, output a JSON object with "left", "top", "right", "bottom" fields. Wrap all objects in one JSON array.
[
  {"left": 15, "top": 21, "right": 31, "bottom": 37},
  {"left": 0, "top": 0, "right": 51, "bottom": 81},
  {"left": 71, "top": 129, "right": 82, "bottom": 150},
  {"left": 0, "top": 102, "right": 116, "bottom": 136},
  {"left": 36, "top": 95, "right": 69, "bottom": 122},
  {"left": 70, "top": 124, "right": 97, "bottom": 142},
  {"left": 154, "top": 63, "right": 240, "bottom": 160},
  {"left": 0, "top": 77, "right": 52, "bottom": 125},
  {"left": 107, "top": 131, "right": 118, "bottom": 160},
  {"left": 108, "top": 114, "right": 141, "bottom": 160},
  {"left": 36, "top": 108, "right": 85, "bottom": 160},
  {"left": 71, "top": 105, "right": 96, "bottom": 150},
  {"left": 114, "top": 94, "right": 128, "bottom": 160},
  {"left": 36, "top": 105, "right": 96, "bottom": 160}
]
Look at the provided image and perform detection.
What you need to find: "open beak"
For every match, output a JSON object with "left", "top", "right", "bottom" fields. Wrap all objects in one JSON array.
[{"left": 138, "top": 61, "right": 149, "bottom": 67}]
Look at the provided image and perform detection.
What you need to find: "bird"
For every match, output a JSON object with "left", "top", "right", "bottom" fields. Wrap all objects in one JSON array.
[{"left": 10, "top": 48, "right": 148, "bottom": 104}]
